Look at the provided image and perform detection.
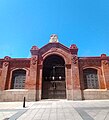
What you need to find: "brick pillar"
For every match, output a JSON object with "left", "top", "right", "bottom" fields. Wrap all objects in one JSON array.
[
  {"left": 36, "top": 64, "right": 43, "bottom": 101},
  {"left": 70, "top": 44, "right": 82, "bottom": 100},
  {"left": 0, "top": 62, "right": 9, "bottom": 90},
  {"left": 71, "top": 55, "right": 82, "bottom": 100},
  {"left": 66, "top": 64, "right": 73, "bottom": 100},
  {"left": 26, "top": 46, "right": 39, "bottom": 101},
  {"left": 28, "top": 56, "right": 38, "bottom": 89},
  {"left": 101, "top": 54, "right": 109, "bottom": 89}
]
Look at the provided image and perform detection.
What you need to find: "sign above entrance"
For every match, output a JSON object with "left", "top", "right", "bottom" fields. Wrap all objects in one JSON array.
[{"left": 49, "top": 34, "right": 59, "bottom": 43}]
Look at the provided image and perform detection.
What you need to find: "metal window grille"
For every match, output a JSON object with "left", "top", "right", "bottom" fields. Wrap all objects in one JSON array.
[
  {"left": 12, "top": 70, "right": 26, "bottom": 89},
  {"left": 83, "top": 69, "right": 98, "bottom": 89}
]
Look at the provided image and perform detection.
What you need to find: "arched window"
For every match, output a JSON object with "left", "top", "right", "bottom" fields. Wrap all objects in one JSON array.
[
  {"left": 11, "top": 69, "right": 26, "bottom": 89},
  {"left": 83, "top": 68, "right": 99, "bottom": 89}
]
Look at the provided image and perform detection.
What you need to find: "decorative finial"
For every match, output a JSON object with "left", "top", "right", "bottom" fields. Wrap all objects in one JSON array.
[{"left": 49, "top": 34, "right": 58, "bottom": 43}]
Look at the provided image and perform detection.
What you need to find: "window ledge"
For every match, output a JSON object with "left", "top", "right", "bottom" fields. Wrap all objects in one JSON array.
[
  {"left": 84, "top": 89, "right": 107, "bottom": 91},
  {"left": 5, "top": 89, "right": 28, "bottom": 91}
]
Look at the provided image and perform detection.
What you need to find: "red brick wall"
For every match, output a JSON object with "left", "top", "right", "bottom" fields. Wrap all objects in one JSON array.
[{"left": 0, "top": 43, "right": 109, "bottom": 101}]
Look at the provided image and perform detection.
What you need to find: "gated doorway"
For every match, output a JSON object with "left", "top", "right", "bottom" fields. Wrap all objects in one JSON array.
[{"left": 42, "top": 55, "right": 66, "bottom": 99}]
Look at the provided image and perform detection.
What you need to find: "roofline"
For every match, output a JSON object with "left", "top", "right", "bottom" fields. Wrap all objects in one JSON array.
[{"left": 39, "top": 42, "right": 70, "bottom": 53}]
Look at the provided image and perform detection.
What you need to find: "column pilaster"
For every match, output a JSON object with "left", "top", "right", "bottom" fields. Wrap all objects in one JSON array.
[
  {"left": 101, "top": 54, "right": 109, "bottom": 89},
  {"left": 0, "top": 62, "right": 9, "bottom": 90}
]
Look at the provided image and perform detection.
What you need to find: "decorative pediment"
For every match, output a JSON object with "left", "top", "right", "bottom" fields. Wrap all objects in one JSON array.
[
  {"left": 30, "top": 35, "right": 78, "bottom": 56},
  {"left": 39, "top": 42, "right": 70, "bottom": 55}
]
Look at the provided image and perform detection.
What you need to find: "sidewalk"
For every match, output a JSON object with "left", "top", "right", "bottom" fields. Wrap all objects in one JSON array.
[{"left": 0, "top": 99, "right": 109, "bottom": 120}]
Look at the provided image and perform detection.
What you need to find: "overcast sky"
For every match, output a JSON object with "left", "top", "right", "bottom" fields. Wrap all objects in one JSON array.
[{"left": 0, "top": 0, "right": 109, "bottom": 58}]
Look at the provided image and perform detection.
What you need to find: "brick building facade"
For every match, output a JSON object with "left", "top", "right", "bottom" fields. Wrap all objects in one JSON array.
[{"left": 0, "top": 34, "right": 109, "bottom": 101}]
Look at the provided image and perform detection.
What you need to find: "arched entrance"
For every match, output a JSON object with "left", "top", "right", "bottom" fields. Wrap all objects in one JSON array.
[{"left": 42, "top": 55, "right": 66, "bottom": 99}]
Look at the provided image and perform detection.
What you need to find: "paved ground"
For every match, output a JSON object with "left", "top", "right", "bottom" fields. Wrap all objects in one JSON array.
[{"left": 0, "top": 100, "right": 109, "bottom": 120}]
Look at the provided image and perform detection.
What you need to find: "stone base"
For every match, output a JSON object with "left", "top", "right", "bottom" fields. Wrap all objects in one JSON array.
[
  {"left": 0, "top": 89, "right": 36, "bottom": 102},
  {"left": 73, "top": 90, "right": 82, "bottom": 100},
  {"left": 67, "top": 90, "right": 73, "bottom": 100},
  {"left": 1, "top": 89, "right": 109, "bottom": 101},
  {"left": 66, "top": 89, "right": 82, "bottom": 100},
  {"left": 83, "top": 89, "right": 109, "bottom": 100},
  {"left": 36, "top": 90, "right": 41, "bottom": 101}
]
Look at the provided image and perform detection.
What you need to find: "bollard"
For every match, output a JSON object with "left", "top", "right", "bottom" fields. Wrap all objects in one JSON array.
[{"left": 23, "top": 97, "right": 26, "bottom": 108}]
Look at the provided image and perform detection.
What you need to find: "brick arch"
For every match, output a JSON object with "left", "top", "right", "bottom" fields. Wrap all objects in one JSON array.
[
  {"left": 42, "top": 51, "right": 71, "bottom": 64},
  {"left": 37, "top": 48, "right": 72, "bottom": 100},
  {"left": 82, "top": 67, "right": 100, "bottom": 82},
  {"left": 83, "top": 67, "right": 99, "bottom": 89},
  {"left": 82, "top": 66, "right": 106, "bottom": 88},
  {"left": 41, "top": 53, "right": 67, "bottom": 99},
  {"left": 82, "top": 66, "right": 102, "bottom": 77},
  {"left": 11, "top": 68, "right": 28, "bottom": 72},
  {"left": 11, "top": 69, "right": 26, "bottom": 89},
  {"left": 83, "top": 66, "right": 100, "bottom": 71},
  {"left": 9, "top": 68, "right": 29, "bottom": 89}
]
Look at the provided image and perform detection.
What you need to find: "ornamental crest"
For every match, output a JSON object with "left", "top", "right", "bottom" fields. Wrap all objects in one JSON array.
[
  {"left": 31, "top": 56, "right": 37, "bottom": 65},
  {"left": 4, "top": 62, "right": 9, "bottom": 67},
  {"left": 49, "top": 34, "right": 59, "bottom": 43},
  {"left": 72, "top": 55, "right": 78, "bottom": 64}
]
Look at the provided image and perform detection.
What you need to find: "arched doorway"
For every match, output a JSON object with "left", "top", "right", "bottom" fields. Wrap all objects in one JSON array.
[{"left": 42, "top": 55, "right": 66, "bottom": 99}]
